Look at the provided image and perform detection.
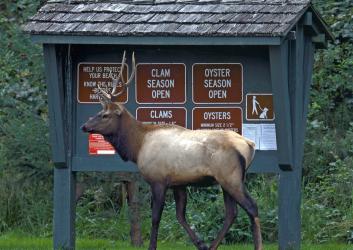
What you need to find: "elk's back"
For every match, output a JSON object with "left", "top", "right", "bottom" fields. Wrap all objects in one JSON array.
[{"left": 137, "top": 128, "right": 255, "bottom": 185}]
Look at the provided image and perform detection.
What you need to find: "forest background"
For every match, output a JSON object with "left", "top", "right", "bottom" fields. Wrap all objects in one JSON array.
[{"left": 0, "top": 0, "right": 352, "bottom": 246}]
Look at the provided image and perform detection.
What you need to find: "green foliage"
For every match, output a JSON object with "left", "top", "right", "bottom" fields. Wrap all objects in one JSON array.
[
  {"left": 313, "top": 0, "right": 353, "bottom": 42},
  {"left": 300, "top": 1, "right": 353, "bottom": 243},
  {"left": 310, "top": 43, "right": 353, "bottom": 131},
  {"left": 0, "top": 0, "right": 46, "bottom": 113},
  {"left": 0, "top": 0, "right": 51, "bottom": 236},
  {"left": 302, "top": 123, "right": 353, "bottom": 243}
]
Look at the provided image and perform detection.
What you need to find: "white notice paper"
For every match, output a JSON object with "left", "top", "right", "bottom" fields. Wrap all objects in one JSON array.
[
  {"left": 242, "top": 123, "right": 277, "bottom": 150},
  {"left": 259, "top": 124, "right": 277, "bottom": 150},
  {"left": 242, "top": 124, "right": 260, "bottom": 150}
]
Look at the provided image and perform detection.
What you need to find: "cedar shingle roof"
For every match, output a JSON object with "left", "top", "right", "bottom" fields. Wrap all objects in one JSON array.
[{"left": 24, "top": 0, "right": 312, "bottom": 37}]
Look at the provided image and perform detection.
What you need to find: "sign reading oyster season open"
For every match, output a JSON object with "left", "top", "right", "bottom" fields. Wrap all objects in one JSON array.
[
  {"left": 77, "top": 63, "right": 128, "bottom": 103},
  {"left": 193, "top": 63, "right": 243, "bottom": 103},
  {"left": 136, "top": 64, "right": 186, "bottom": 103}
]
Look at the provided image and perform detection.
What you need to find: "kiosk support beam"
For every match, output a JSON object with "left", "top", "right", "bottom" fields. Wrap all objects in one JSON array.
[
  {"left": 278, "top": 168, "right": 302, "bottom": 250},
  {"left": 278, "top": 23, "right": 314, "bottom": 250},
  {"left": 269, "top": 42, "right": 293, "bottom": 170},
  {"left": 43, "top": 44, "right": 66, "bottom": 167},
  {"left": 44, "top": 44, "right": 77, "bottom": 249},
  {"left": 278, "top": 38, "right": 314, "bottom": 250},
  {"left": 53, "top": 168, "right": 76, "bottom": 250}
]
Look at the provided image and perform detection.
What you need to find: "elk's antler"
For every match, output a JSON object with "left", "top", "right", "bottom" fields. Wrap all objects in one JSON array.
[
  {"left": 96, "top": 51, "right": 135, "bottom": 103},
  {"left": 111, "top": 51, "right": 136, "bottom": 97},
  {"left": 97, "top": 84, "right": 112, "bottom": 103}
]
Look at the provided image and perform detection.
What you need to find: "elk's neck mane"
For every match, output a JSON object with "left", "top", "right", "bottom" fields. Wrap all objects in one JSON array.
[{"left": 103, "top": 109, "right": 149, "bottom": 163}]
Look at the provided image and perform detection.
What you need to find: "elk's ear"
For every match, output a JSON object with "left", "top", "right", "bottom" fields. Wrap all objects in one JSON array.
[
  {"left": 114, "top": 104, "right": 124, "bottom": 116},
  {"left": 99, "top": 97, "right": 108, "bottom": 110}
]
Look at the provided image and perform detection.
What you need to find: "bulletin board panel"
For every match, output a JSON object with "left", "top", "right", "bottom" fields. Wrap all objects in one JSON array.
[{"left": 71, "top": 45, "right": 278, "bottom": 173}]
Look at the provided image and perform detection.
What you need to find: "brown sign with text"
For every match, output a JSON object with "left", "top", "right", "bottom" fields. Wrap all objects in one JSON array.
[
  {"left": 78, "top": 63, "right": 128, "bottom": 103},
  {"left": 136, "top": 107, "right": 187, "bottom": 128},
  {"left": 136, "top": 64, "right": 186, "bottom": 104},
  {"left": 193, "top": 63, "right": 243, "bottom": 104},
  {"left": 192, "top": 107, "right": 242, "bottom": 134}
]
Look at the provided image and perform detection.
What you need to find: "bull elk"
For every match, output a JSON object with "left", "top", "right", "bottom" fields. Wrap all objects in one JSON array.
[{"left": 81, "top": 51, "right": 263, "bottom": 250}]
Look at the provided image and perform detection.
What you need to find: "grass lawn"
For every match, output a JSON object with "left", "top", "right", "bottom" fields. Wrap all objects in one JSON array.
[{"left": 0, "top": 233, "right": 351, "bottom": 250}]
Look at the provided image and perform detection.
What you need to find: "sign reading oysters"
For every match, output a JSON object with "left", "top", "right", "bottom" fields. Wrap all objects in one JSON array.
[
  {"left": 136, "top": 63, "right": 186, "bottom": 103},
  {"left": 193, "top": 63, "right": 243, "bottom": 104}
]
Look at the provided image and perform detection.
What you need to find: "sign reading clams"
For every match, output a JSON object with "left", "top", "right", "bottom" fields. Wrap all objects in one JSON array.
[
  {"left": 77, "top": 63, "right": 128, "bottom": 103},
  {"left": 136, "top": 63, "right": 186, "bottom": 104},
  {"left": 136, "top": 107, "right": 187, "bottom": 127}
]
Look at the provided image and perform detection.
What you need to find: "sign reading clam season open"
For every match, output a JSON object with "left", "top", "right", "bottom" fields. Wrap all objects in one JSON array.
[
  {"left": 136, "top": 63, "right": 186, "bottom": 103},
  {"left": 78, "top": 63, "right": 128, "bottom": 103},
  {"left": 193, "top": 63, "right": 243, "bottom": 104}
]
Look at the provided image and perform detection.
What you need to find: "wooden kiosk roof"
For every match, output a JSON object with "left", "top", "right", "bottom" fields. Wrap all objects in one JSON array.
[{"left": 24, "top": 0, "right": 332, "bottom": 45}]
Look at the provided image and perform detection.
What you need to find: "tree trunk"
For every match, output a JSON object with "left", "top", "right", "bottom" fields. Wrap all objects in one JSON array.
[{"left": 126, "top": 181, "right": 144, "bottom": 247}]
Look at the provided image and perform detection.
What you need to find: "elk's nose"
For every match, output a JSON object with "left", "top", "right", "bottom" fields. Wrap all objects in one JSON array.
[{"left": 80, "top": 124, "right": 88, "bottom": 132}]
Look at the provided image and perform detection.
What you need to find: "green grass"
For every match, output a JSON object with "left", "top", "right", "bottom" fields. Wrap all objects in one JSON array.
[{"left": 0, "top": 233, "right": 351, "bottom": 250}]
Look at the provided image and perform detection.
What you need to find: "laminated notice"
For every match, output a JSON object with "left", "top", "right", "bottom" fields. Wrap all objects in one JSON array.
[{"left": 242, "top": 124, "right": 277, "bottom": 150}]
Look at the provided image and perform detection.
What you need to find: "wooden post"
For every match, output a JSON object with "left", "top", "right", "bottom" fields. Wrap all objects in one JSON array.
[
  {"left": 127, "top": 181, "right": 144, "bottom": 247},
  {"left": 270, "top": 37, "right": 301, "bottom": 249},
  {"left": 43, "top": 44, "right": 66, "bottom": 168},
  {"left": 277, "top": 21, "right": 315, "bottom": 250},
  {"left": 53, "top": 168, "right": 76, "bottom": 250},
  {"left": 269, "top": 42, "right": 294, "bottom": 171}
]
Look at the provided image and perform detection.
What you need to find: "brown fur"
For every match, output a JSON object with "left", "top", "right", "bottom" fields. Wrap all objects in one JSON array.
[
  {"left": 81, "top": 103, "right": 263, "bottom": 250},
  {"left": 97, "top": 103, "right": 179, "bottom": 163}
]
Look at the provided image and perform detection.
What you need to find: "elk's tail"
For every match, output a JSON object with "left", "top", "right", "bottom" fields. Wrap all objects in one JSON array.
[{"left": 245, "top": 139, "right": 256, "bottom": 170}]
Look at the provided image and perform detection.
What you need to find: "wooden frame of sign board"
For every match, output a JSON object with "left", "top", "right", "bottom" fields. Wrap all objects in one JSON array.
[{"left": 35, "top": 8, "right": 330, "bottom": 250}]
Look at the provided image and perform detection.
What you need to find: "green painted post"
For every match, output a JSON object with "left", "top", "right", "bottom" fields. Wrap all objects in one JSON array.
[
  {"left": 278, "top": 169, "right": 302, "bottom": 250},
  {"left": 270, "top": 37, "right": 304, "bottom": 249},
  {"left": 43, "top": 44, "right": 76, "bottom": 249},
  {"left": 53, "top": 168, "right": 76, "bottom": 250},
  {"left": 300, "top": 37, "right": 315, "bottom": 159},
  {"left": 43, "top": 44, "right": 66, "bottom": 167},
  {"left": 277, "top": 22, "right": 315, "bottom": 250},
  {"left": 269, "top": 42, "right": 294, "bottom": 170}
]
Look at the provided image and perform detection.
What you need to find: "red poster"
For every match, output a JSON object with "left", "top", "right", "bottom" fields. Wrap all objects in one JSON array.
[{"left": 88, "top": 134, "right": 115, "bottom": 155}]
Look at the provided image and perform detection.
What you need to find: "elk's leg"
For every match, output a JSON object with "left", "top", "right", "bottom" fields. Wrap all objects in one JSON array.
[
  {"left": 228, "top": 185, "right": 263, "bottom": 250},
  {"left": 209, "top": 188, "right": 237, "bottom": 250},
  {"left": 173, "top": 186, "right": 208, "bottom": 250},
  {"left": 148, "top": 183, "right": 167, "bottom": 250}
]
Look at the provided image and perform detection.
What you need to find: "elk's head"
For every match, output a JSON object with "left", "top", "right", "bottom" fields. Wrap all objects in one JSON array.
[{"left": 81, "top": 51, "right": 135, "bottom": 136}]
